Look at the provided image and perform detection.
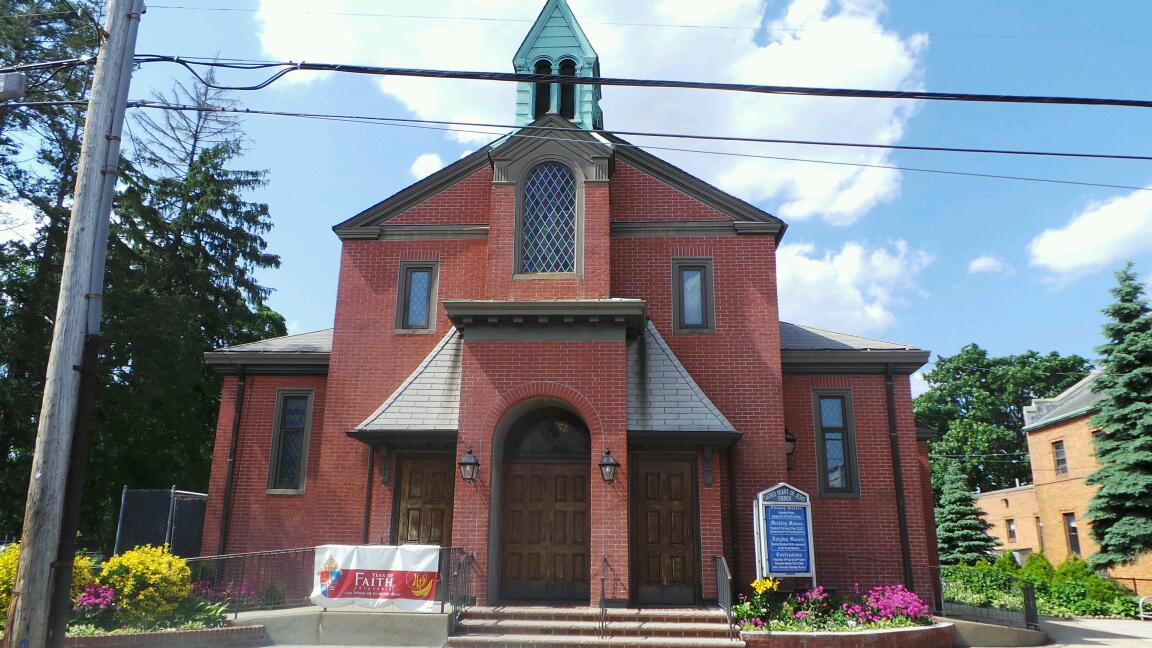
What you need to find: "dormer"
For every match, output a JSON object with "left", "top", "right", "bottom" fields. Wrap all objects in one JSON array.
[{"left": 513, "top": 0, "right": 603, "bottom": 130}]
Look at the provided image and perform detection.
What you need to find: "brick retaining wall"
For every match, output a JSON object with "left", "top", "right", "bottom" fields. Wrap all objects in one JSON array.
[
  {"left": 741, "top": 622, "right": 955, "bottom": 648},
  {"left": 64, "top": 625, "right": 269, "bottom": 648}
]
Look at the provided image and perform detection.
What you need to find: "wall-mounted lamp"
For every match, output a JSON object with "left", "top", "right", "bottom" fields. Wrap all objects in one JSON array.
[
  {"left": 598, "top": 449, "right": 620, "bottom": 483},
  {"left": 785, "top": 428, "right": 797, "bottom": 470},
  {"left": 458, "top": 448, "right": 480, "bottom": 483}
]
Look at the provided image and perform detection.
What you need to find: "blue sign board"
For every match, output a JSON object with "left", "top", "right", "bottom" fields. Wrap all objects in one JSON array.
[
  {"left": 765, "top": 506, "right": 811, "bottom": 574},
  {"left": 754, "top": 483, "right": 815, "bottom": 580}
]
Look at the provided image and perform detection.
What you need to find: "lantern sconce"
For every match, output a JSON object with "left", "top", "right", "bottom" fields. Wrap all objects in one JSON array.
[
  {"left": 458, "top": 448, "right": 480, "bottom": 483},
  {"left": 598, "top": 449, "right": 620, "bottom": 483},
  {"left": 785, "top": 428, "right": 797, "bottom": 470}
]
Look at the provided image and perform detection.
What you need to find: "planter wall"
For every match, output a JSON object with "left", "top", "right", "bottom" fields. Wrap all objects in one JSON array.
[
  {"left": 741, "top": 622, "right": 955, "bottom": 648},
  {"left": 64, "top": 625, "right": 269, "bottom": 648}
]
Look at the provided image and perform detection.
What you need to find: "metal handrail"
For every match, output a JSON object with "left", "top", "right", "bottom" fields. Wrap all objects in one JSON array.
[
  {"left": 714, "top": 555, "right": 735, "bottom": 631},
  {"left": 1139, "top": 596, "right": 1150, "bottom": 621},
  {"left": 447, "top": 552, "right": 476, "bottom": 629},
  {"left": 599, "top": 555, "right": 609, "bottom": 639}
]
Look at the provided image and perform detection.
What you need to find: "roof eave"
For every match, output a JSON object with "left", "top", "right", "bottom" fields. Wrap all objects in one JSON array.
[
  {"left": 781, "top": 349, "right": 930, "bottom": 375},
  {"left": 1022, "top": 405, "right": 1099, "bottom": 433}
]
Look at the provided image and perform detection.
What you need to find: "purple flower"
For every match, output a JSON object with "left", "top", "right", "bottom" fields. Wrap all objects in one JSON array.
[
  {"left": 75, "top": 584, "right": 116, "bottom": 611},
  {"left": 794, "top": 610, "right": 809, "bottom": 619}
]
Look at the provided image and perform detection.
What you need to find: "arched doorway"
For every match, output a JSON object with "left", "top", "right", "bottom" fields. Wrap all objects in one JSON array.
[{"left": 499, "top": 407, "right": 591, "bottom": 601}]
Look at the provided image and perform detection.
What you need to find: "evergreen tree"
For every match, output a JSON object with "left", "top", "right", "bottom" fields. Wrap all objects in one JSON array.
[
  {"left": 935, "top": 464, "right": 999, "bottom": 564},
  {"left": 1085, "top": 262, "right": 1152, "bottom": 569},
  {"left": 0, "top": 3, "right": 285, "bottom": 549}
]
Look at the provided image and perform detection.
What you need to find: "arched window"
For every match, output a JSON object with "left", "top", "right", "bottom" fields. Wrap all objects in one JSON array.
[
  {"left": 521, "top": 162, "right": 577, "bottom": 273},
  {"left": 533, "top": 59, "right": 552, "bottom": 118},
  {"left": 559, "top": 59, "right": 576, "bottom": 119}
]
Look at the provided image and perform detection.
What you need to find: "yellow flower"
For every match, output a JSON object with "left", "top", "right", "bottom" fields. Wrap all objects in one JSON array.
[
  {"left": 100, "top": 544, "right": 191, "bottom": 623},
  {"left": 751, "top": 577, "right": 780, "bottom": 594}
]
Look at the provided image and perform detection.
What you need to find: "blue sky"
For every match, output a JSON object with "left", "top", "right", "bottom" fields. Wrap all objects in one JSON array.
[{"left": 28, "top": 0, "right": 1152, "bottom": 392}]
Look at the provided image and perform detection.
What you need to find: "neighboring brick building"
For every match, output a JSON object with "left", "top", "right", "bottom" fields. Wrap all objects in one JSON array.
[
  {"left": 199, "top": 0, "right": 937, "bottom": 607},
  {"left": 976, "top": 373, "right": 1152, "bottom": 595}
]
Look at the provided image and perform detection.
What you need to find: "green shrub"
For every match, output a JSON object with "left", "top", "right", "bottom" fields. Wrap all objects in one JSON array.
[
  {"left": 1, "top": 543, "right": 97, "bottom": 630},
  {"left": 1019, "top": 553, "right": 1055, "bottom": 588},
  {"left": 993, "top": 551, "right": 1020, "bottom": 575}
]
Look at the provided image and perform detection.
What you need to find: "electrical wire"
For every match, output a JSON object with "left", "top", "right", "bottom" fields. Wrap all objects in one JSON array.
[
  {"left": 137, "top": 55, "right": 1152, "bottom": 109},
  {"left": 144, "top": 4, "right": 1152, "bottom": 46},
  {"left": 127, "top": 101, "right": 1152, "bottom": 193}
]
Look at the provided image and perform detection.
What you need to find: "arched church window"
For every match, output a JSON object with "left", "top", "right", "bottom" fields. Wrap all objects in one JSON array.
[
  {"left": 504, "top": 408, "right": 590, "bottom": 461},
  {"left": 533, "top": 59, "right": 552, "bottom": 118},
  {"left": 520, "top": 162, "right": 577, "bottom": 274},
  {"left": 559, "top": 59, "right": 576, "bottom": 119}
]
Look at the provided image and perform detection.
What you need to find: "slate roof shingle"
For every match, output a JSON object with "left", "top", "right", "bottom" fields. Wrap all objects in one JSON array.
[
  {"left": 355, "top": 329, "right": 462, "bottom": 432},
  {"left": 212, "top": 329, "right": 332, "bottom": 354},
  {"left": 779, "top": 322, "right": 920, "bottom": 351}
]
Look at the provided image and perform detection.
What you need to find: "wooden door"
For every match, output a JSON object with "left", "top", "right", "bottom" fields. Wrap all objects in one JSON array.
[
  {"left": 501, "top": 463, "right": 590, "bottom": 601},
  {"left": 634, "top": 458, "right": 698, "bottom": 605},
  {"left": 396, "top": 457, "right": 455, "bottom": 545}
]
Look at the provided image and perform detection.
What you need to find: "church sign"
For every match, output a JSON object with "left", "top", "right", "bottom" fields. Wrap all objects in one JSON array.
[{"left": 754, "top": 483, "right": 816, "bottom": 582}]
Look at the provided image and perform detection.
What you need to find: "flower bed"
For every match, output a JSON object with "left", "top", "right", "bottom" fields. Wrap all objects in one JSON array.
[
  {"left": 734, "top": 579, "right": 936, "bottom": 633},
  {"left": 740, "top": 622, "right": 955, "bottom": 648}
]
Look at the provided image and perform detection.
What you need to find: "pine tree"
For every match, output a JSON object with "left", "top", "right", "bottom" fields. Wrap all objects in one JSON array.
[
  {"left": 1086, "top": 262, "right": 1152, "bottom": 569},
  {"left": 935, "top": 464, "right": 999, "bottom": 564}
]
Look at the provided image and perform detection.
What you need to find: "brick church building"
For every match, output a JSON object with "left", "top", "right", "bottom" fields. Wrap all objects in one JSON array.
[{"left": 200, "top": 0, "right": 938, "bottom": 607}]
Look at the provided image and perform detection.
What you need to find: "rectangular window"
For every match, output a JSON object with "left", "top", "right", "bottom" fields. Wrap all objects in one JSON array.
[
  {"left": 1063, "top": 512, "right": 1080, "bottom": 555},
  {"left": 672, "top": 258, "right": 714, "bottom": 333},
  {"left": 268, "top": 390, "right": 314, "bottom": 493},
  {"left": 814, "top": 391, "right": 858, "bottom": 495},
  {"left": 1006, "top": 518, "right": 1017, "bottom": 542},
  {"left": 396, "top": 261, "right": 438, "bottom": 331},
  {"left": 1052, "top": 440, "right": 1068, "bottom": 475}
]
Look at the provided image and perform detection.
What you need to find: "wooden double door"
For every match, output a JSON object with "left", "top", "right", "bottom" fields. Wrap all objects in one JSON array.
[
  {"left": 633, "top": 457, "right": 700, "bottom": 605},
  {"left": 500, "top": 463, "right": 590, "bottom": 601}
]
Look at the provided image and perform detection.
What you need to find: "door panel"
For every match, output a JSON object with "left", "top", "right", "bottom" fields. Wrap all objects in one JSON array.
[
  {"left": 634, "top": 458, "right": 699, "bottom": 605},
  {"left": 501, "top": 463, "right": 590, "bottom": 601},
  {"left": 396, "top": 457, "right": 455, "bottom": 546}
]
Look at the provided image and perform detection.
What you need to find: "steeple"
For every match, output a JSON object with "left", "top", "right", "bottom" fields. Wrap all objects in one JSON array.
[{"left": 513, "top": 0, "right": 603, "bottom": 130}]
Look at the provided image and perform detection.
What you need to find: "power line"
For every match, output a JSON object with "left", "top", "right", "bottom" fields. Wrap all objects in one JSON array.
[
  {"left": 139, "top": 55, "right": 1152, "bottom": 109},
  {"left": 127, "top": 101, "right": 1152, "bottom": 193},
  {"left": 145, "top": 4, "right": 1152, "bottom": 46}
]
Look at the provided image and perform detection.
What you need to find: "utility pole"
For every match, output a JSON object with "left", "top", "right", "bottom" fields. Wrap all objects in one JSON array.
[
  {"left": 0, "top": 72, "right": 27, "bottom": 100},
  {"left": 5, "top": 2, "right": 144, "bottom": 648}
]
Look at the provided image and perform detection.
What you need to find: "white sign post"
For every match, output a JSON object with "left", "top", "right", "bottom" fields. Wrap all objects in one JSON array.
[{"left": 754, "top": 483, "right": 816, "bottom": 588}]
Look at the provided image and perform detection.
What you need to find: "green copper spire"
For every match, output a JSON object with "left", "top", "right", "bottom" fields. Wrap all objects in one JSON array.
[{"left": 513, "top": 0, "right": 603, "bottom": 129}]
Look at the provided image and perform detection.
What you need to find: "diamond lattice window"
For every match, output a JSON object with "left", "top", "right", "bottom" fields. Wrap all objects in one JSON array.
[{"left": 521, "top": 162, "right": 576, "bottom": 273}]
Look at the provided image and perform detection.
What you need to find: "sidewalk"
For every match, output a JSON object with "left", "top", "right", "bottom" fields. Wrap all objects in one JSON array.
[{"left": 1040, "top": 617, "right": 1152, "bottom": 647}]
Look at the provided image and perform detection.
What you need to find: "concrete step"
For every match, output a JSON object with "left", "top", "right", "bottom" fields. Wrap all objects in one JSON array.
[
  {"left": 461, "top": 606, "right": 729, "bottom": 624},
  {"left": 445, "top": 634, "right": 745, "bottom": 648},
  {"left": 457, "top": 618, "right": 736, "bottom": 637}
]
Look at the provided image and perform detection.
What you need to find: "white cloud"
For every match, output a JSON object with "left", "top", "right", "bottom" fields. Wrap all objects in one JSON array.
[
  {"left": 778, "top": 239, "right": 933, "bottom": 333},
  {"left": 0, "top": 200, "right": 39, "bottom": 244},
  {"left": 256, "top": 0, "right": 927, "bottom": 226},
  {"left": 409, "top": 153, "right": 445, "bottom": 180},
  {"left": 910, "top": 371, "right": 930, "bottom": 397},
  {"left": 1028, "top": 187, "right": 1152, "bottom": 280},
  {"left": 968, "top": 255, "right": 1007, "bottom": 274}
]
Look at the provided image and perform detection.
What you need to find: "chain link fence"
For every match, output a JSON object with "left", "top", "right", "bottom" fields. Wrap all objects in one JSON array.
[{"left": 112, "top": 486, "right": 206, "bottom": 556}]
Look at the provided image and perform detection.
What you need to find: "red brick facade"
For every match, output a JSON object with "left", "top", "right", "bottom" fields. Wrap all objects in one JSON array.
[{"left": 201, "top": 121, "right": 937, "bottom": 608}]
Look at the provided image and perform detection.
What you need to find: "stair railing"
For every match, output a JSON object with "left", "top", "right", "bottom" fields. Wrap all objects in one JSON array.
[
  {"left": 715, "top": 555, "right": 736, "bottom": 632},
  {"left": 599, "top": 554, "right": 609, "bottom": 638}
]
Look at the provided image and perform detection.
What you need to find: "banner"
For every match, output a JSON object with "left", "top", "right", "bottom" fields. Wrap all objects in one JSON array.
[{"left": 311, "top": 545, "right": 441, "bottom": 611}]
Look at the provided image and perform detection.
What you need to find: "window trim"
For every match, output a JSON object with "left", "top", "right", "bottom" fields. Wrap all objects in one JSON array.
[
  {"left": 267, "top": 389, "right": 315, "bottom": 495},
  {"left": 813, "top": 389, "right": 860, "bottom": 497},
  {"left": 671, "top": 257, "right": 715, "bottom": 334},
  {"left": 1052, "top": 440, "right": 1068, "bottom": 475},
  {"left": 1063, "top": 511, "right": 1080, "bottom": 555},
  {"left": 513, "top": 158, "right": 584, "bottom": 278},
  {"left": 395, "top": 261, "right": 439, "bottom": 333},
  {"left": 1006, "top": 518, "right": 1017, "bottom": 543}
]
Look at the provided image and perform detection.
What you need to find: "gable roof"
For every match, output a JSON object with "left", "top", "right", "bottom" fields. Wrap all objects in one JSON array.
[
  {"left": 1023, "top": 372, "right": 1103, "bottom": 432},
  {"left": 353, "top": 329, "right": 463, "bottom": 433},
  {"left": 332, "top": 115, "right": 785, "bottom": 240}
]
